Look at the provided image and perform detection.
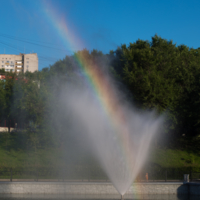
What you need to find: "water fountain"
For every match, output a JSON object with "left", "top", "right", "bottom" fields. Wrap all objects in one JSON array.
[{"left": 64, "top": 85, "right": 164, "bottom": 196}]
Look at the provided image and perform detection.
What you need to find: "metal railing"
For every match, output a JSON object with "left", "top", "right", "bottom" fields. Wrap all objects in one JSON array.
[{"left": 0, "top": 167, "right": 199, "bottom": 182}]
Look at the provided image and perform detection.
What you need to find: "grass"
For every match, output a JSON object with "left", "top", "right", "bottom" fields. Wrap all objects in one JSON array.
[
  {"left": 0, "top": 146, "right": 200, "bottom": 170},
  {"left": 150, "top": 148, "right": 200, "bottom": 168},
  {"left": 0, "top": 131, "right": 200, "bottom": 176}
]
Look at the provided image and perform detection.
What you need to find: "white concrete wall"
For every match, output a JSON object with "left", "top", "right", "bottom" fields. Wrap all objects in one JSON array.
[
  {"left": 0, "top": 182, "right": 198, "bottom": 195},
  {"left": 0, "top": 127, "right": 15, "bottom": 132}
]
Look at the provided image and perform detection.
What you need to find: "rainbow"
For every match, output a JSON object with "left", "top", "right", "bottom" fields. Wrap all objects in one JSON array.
[
  {"left": 41, "top": 0, "right": 142, "bottom": 197},
  {"left": 42, "top": 0, "right": 129, "bottom": 142}
]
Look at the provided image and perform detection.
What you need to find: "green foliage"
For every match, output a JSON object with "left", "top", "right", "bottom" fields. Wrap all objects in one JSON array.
[
  {"left": 1, "top": 35, "right": 200, "bottom": 155},
  {"left": 1, "top": 42, "right": 200, "bottom": 173},
  {"left": 110, "top": 35, "right": 200, "bottom": 136}
]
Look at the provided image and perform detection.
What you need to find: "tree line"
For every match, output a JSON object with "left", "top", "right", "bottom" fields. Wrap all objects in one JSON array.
[{"left": 0, "top": 35, "right": 200, "bottom": 150}]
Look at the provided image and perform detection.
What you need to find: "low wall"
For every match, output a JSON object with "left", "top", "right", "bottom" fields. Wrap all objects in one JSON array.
[
  {"left": 0, "top": 127, "right": 15, "bottom": 132},
  {"left": 0, "top": 182, "right": 199, "bottom": 195}
]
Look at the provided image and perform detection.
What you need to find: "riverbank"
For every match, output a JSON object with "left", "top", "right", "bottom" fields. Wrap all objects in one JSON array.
[
  {"left": 1, "top": 130, "right": 200, "bottom": 170},
  {"left": 0, "top": 182, "right": 199, "bottom": 195}
]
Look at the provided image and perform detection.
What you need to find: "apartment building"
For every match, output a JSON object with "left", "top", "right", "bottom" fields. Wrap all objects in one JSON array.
[{"left": 0, "top": 53, "right": 38, "bottom": 73}]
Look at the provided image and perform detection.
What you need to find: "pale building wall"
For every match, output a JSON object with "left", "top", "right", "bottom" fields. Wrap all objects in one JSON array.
[
  {"left": 24, "top": 53, "right": 38, "bottom": 73},
  {"left": 0, "top": 127, "right": 15, "bottom": 132},
  {"left": 15, "top": 54, "right": 23, "bottom": 73},
  {"left": 0, "top": 54, "right": 21, "bottom": 73},
  {"left": 0, "top": 53, "right": 38, "bottom": 73}
]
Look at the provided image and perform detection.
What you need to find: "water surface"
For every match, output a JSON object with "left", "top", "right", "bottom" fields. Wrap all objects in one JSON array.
[{"left": 0, "top": 194, "right": 199, "bottom": 200}]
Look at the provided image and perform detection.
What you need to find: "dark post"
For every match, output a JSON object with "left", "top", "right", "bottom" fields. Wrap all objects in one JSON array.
[
  {"left": 8, "top": 120, "right": 11, "bottom": 133},
  {"left": 153, "top": 171, "right": 155, "bottom": 182},
  {"left": 37, "top": 169, "right": 39, "bottom": 181},
  {"left": 35, "top": 169, "right": 38, "bottom": 182},
  {"left": 165, "top": 170, "right": 167, "bottom": 182},
  {"left": 88, "top": 166, "right": 90, "bottom": 182},
  {"left": 10, "top": 168, "right": 12, "bottom": 182},
  {"left": 190, "top": 169, "right": 192, "bottom": 181}
]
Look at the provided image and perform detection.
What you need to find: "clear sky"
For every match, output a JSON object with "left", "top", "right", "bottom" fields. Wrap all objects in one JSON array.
[{"left": 0, "top": 0, "right": 199, "bottom": 70}]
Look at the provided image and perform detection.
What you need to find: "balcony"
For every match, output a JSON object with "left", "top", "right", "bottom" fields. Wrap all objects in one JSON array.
[
  {"left": 16, "top": 69, "right": 22, "bottom": 73},
  {"left": 15, "top": 62, "right": 23, "bottom": 65},
  {"left": 16, "top": 65, "right": 22, "bottom": 68}
]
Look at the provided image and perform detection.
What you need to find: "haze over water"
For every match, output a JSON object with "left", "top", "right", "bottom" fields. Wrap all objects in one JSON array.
[
  {"left": 0, "top": 194, "right": 195, "bottom": 200},
  {"left": 62, "top": 70, "right": 164, "bottom": 195}
]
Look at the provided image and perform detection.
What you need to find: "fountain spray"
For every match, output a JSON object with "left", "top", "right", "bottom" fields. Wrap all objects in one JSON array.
[{"left": 65, "top": 86, "right": 164, "bottom": 196}]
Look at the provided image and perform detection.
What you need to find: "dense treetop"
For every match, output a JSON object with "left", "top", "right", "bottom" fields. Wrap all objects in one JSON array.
[{"left": 1, "top": 35, "right": 200, "bottom": 148}]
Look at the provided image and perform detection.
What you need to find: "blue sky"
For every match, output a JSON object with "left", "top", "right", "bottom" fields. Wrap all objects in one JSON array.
[{"left": 0, "top": 0, "right": 200, "bottom": 70}]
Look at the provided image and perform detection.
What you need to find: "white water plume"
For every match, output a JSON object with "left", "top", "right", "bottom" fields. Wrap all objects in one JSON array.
[{"left": 62, "top": 84, "right": 164, "bottom": 195}]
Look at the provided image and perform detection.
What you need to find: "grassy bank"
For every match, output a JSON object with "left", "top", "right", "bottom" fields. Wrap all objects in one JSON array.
[
  {"left": 0, "top": 146, "right": 200, "bottom": 169},
  {"left": 0, "top": 132, "right": 200, "bottom": 172},
  {"left": 150, "top": 148, "right": 200, "bottom": 168}
]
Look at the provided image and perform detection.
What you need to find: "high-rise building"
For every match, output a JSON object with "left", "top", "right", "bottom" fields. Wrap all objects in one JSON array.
[{"left": 0, "top": 53, "right": 38, "bottom": 73}]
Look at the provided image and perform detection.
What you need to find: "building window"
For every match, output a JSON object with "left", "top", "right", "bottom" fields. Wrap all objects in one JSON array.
[
  {"left": 27, "top": 61, "right": 29, "bottom": 63},
  {"left": 27, "top": 58, "right": 29, "bottom": 60},
  {"left": 27, "top": 65, "right": 29, "bottom": 68},
  {"left": 2, "top": 61, "right": 4, "bottom": 63},
  {"left": 10, "top": 65, "right": 14, "bottom": 68},
  {"left": 10, "top": 61, "right": 13, "bottom": 64},
  {"left": 1, "top": 65, "right": 4, "bottom": 67}
]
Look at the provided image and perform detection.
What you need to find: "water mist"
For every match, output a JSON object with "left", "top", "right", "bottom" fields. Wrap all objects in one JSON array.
[{"left": 62, "top": 77, "right": 164, "bottom": 196}]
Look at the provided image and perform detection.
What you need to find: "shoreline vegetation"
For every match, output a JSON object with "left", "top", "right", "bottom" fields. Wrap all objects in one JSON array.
[
  {"left": 0, "top": 131, "right": 200, "bottom": 171},
  {"left": 0, "top": 35, "right": 200, "bottom": 177}
]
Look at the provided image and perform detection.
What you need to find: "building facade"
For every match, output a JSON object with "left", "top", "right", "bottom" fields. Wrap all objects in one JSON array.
[{"left": 0, "top": 53, "right": 38, "bottom": 73}]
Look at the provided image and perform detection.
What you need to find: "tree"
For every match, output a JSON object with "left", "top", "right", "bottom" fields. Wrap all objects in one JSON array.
[{"left": 111, "top": 35, "right": 200, "bottom": 136}]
